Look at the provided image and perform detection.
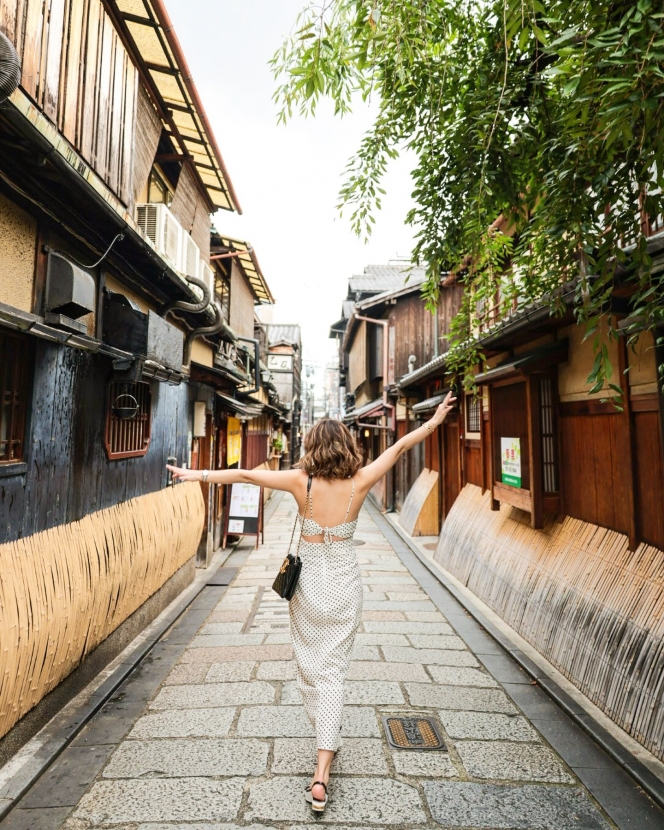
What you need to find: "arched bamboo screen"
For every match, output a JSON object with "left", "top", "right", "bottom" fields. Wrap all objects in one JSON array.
[
  {"left": 436, "top": 484, "right": 664, "bottom": 760},
  {"left": 0, "top": 482, "right": 204, "bottom": 738}
]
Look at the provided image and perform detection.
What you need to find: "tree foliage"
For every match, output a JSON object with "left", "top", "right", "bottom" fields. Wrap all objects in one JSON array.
[{"left": 271, "top": 0, "right": 664, "bottom": 392}]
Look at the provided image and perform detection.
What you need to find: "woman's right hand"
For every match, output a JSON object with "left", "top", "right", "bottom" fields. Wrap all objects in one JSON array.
[{"left": 432, "top": 391, "right": 457, "bottom": 425}]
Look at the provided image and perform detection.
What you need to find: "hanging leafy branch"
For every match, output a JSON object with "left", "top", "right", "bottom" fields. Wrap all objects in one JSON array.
[{"left": 271, "top": 0, "right": 664, "bottom": 392}]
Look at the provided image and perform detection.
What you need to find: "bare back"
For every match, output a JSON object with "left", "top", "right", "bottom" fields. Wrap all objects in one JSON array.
[{"left": 293, "top": 472, "right": 368, "bottom": 543}]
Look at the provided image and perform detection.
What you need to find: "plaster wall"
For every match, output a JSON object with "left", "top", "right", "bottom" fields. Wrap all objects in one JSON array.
[
  {"left": 557, "top": 322, "right": 619, "bottom": 402},
  {"left": 0, "top": 192, "right": 36, "bottom": 313},
  {"left": 190, "top": 339, "right": 214, "bottom": 368}
]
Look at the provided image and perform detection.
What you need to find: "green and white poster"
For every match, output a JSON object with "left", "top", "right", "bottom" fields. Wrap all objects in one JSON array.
[{"left": 501, "top": 437, "right": 521, "bottom": 487}]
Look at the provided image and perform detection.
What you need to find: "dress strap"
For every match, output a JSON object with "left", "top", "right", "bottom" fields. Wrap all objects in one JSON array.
[
  {"left": 343, "top": 477, "right": 356, "bottom": 523},
  {"left": 307, "top": 474, "right": 314, "bottom": 519}
]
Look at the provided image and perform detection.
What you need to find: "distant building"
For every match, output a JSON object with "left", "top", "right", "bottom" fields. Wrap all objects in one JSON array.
[{"left": 266, "top": 324, "right": 302, "bottom": 467}]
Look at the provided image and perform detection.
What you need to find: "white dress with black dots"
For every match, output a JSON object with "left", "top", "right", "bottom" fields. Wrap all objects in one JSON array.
[{"left": 289, "top": 478, "right": 362, "bottom": 751}]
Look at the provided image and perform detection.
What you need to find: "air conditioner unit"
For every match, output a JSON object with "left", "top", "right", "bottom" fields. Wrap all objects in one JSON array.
[
  {"left": 198, "top": 259, "right": 215, "bottom": 298},
  {"left": 180, "top": 232, "right": 200, "bottom": 280},
  {"left": 135, "top": 203, "right": 181, "bottom": 270}
]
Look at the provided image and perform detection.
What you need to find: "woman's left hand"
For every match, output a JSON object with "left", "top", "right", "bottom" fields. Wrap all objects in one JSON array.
[{"left": 166, "top": 464, "right": 200, "bottom": 482}]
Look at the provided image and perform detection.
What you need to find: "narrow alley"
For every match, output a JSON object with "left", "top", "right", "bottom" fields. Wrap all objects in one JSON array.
[{"left": 3, "top": 492, "right": 662, "bottom": 830}]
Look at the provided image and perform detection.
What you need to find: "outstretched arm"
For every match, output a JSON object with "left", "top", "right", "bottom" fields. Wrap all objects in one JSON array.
[
  {"left": 165, "top": 465, "right": 305, "bottom": 495},
  {"left": 357, "top": 391, "right": 457, "bottom": 491}
]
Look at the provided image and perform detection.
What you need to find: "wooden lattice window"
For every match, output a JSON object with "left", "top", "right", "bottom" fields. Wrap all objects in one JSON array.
[
  {"left": 540, "top": 376, "right": 558, "bottom": 493},
  {"left": 466, "top": 394, "right": 481, "bottom": 434},
  {"left": 1, "top": 331, "right": 31, "bottom": 464},
  {"left": 104, "top": 382, "right": 152, "bottom": 460}
]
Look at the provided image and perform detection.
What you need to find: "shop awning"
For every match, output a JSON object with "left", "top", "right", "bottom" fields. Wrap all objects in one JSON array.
[
  {"left": 216, "top": 392, "right": 264, "bottom": 418},
  {"left": 411, "top": 390, "right": 451, "bottom": 416},
  {"left": 213, "top": 236, "right": 274, "bottom": 304},
  {"left": 343, "top": 398, "right": 387, "bottom": 424},
  {"left": 474, "top": 339, "right": 568, "bottom": 384},
  {"left": 398, "top": 353, "right": 447, "bottom": 389}
]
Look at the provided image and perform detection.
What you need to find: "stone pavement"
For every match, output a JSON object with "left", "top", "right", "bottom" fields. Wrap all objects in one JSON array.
[{"left": 4, "top": 492, "right": 660, "bottom": 830}]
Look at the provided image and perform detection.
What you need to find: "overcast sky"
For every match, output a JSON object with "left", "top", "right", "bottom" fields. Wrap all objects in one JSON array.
[{"left": 165, "top": 0, "right": 416, "bottom": 369}]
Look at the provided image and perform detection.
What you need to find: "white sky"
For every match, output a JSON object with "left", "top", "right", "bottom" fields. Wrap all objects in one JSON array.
[{"left": 164, "top": 0, "right": 417, "bottom": 369}]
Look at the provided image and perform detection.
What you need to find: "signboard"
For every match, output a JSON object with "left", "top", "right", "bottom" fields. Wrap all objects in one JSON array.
[
  {"left": 222, "top": 483, "right": 264, "bottom": 548},
  {"left": 227, "top": 416, "right": 242, "bottom": 466},
  {"left": 501, "top": 437, "right": 522, "bottom": 488},
  {"left": 267, "top": 353, "right": 293, "bottom": 372}
]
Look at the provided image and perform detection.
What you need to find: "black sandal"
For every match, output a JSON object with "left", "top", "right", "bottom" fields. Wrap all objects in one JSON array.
[{"left": 308, "top": 780, "right": 328, "bottom": 812}]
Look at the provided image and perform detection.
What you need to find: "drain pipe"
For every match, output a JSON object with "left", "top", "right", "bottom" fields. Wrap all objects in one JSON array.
[
  {"left": 353, "top": 314, "right": 395, "bottom": 431},
  {"left": 161, "top": 275, "right": 210, "bottom": 318},
  {"left": 236, "top": 336, "right": 261, "bottom": 394},
  {"left": 184, "top": 301, "right": 234, "bottom": 364}
]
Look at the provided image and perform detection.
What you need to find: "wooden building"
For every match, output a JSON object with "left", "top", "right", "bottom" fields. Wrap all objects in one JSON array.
[
  {"left": 330, "top": 262, "right": 463, "bottom": 514},
  {"left": 266, "top": 324, "right": 302, "bottom": 469},
  {"left": 0, "top": 0, "right": 277, "bottom": 744},
  {"left": 397, "top": 236, "right": 664, "bottom": 760}
]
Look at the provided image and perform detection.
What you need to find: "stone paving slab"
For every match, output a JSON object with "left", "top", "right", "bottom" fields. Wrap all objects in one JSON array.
[
  {"left": 422, "top": 781, "right": 612, "bottom": 828},
  {"left": 17, "top": 495, "right": 632, "bottom": 830},
  {"left": 455, "top": 740, "right": 575, "bottom": 783},
  {"left": 127, "top": 708, "right": 236, "bottom": 739},
  {"left": 246, "top": 776, "right": 427, "bottom": 824},
  {"left": 102, "top": 738, "right": 268, "bottom": 778},
  {"left": 150, "top": 681, "right": 274, "bottom": 709},
  {"left": 272, "top": 738, "right": 388, "bottom": 774},
  {"left": 72, "top": 778, "right": 246, "bottom": 824},
  {"left": 440, "top": 711, "right": 541, "bottom": 742},
  {"left": 406, "top": 683, "right": 518, "bottom": 713}
]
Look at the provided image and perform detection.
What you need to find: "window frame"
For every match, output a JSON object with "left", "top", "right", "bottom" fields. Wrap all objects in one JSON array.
[
  {"left": 0, "top": 330, "right": 31, "bottom": 466},
  {"left": 104, "top": 381, "right": 153, "bottom": 460}
]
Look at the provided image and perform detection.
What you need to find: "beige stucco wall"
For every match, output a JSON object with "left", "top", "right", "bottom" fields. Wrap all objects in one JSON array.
[
  {"left": 229, "top": 261, "right": 255, "bottom": 339},
  {"left": 0, "top": 191, "right": 37, "bottom": 313},
  {"left": 190, "top": 339, "right": 214, "bottom": 368},
  {"left": 557, "top": 322, "right": 619, "bottom": 402},
  {"left": 627, "top": 330, "right": 658, "bottom": 396}
]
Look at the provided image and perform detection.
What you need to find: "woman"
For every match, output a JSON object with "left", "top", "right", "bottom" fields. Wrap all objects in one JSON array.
[{"left": 167, "top": 391, "right": 455, "bottom": 812}]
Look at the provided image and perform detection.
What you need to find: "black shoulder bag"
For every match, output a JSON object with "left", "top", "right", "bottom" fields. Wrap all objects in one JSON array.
[{"left": 272, "top": 474, "right": 312, "bottom": 600}]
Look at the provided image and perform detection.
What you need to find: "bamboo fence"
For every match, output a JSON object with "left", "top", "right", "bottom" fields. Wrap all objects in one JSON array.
[
  {"left": 0, "top": 482, "right": 204, "bottom": 738},
  {"left": 435, "top": 484, "right": 664, "bottom": 760}
]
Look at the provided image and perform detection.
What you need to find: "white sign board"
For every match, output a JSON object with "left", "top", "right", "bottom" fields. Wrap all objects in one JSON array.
[
  {"left": 229, "top": 483, "right": 261, "bottom": 518},
  {"left": 500, "top": 437, "right": 522, "bottom": 488},
  {"left": 228, "top": 519, "right": 245, "bottom": 533}
]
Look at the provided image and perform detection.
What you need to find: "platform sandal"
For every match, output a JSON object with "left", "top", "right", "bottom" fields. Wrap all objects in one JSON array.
[{"left": 306, "top": 781, "right": 328, "bottom": 812}]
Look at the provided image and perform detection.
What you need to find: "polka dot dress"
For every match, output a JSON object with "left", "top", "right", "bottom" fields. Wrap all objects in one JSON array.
[{"left": 289, "top": 479, "right": 363, "bottom": 751}]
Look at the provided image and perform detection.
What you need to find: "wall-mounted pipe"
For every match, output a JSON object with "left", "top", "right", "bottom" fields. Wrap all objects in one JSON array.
[
  {"left": 354, "top": 314, "right": 395, "bottom": 431},
  {"left": 161, "top": 275, "right": 210, "bottom": 318},
  {"left": 184, "top": 301, "right": 230, "bottom": 364},
  {"left": 237, "top": 336, "right": 260, "bottom": 394},
  {"left": 210, "top": 248, "right": 253, "bottom": 261}
]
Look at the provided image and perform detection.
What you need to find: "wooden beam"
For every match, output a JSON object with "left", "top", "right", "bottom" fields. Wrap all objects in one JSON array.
[
  {"left": 487, "top": 385, "right": 499, "bottom": 510},
  {"left": 527, "top": 375, "right": 544, "bottom": 529},
  {"left": 618, "top": 336, "right": 639, "bottom": 550}
]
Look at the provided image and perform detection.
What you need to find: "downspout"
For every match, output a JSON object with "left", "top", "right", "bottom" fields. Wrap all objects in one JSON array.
[
  {"left": 354, "top": 315, "right": 395, "bottom": 431},
  {"left": 237, "top": 336, "right": 261, "bottom": 394},
  {"left": 184, "top": 301, "right": 232, "bottom": 364},
  {"left": 354, "top": 314, "right": 395, "bottom": 512}
]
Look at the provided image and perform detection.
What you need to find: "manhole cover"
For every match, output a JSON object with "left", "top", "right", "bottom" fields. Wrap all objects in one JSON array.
[
  {"left": 353, "top": 539, "right": 366, "bottom": 546},
  {"left": 382, "top": 716, "right": 446, "bottom": 751},
  {"left": 206, "top": 566, "right": 238, "bottom": 586},
  {"left": 423, "top": 543, "right": 437, "bottom": 550}
]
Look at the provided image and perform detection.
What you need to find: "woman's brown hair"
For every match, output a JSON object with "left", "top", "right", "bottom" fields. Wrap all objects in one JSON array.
[{"left": 297, "top": 419, "right": 364, "bottom": 479}]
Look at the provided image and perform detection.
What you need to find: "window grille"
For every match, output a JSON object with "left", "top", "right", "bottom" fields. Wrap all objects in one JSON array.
[
  {"left": 540, "top": 376, "right": 558, "bottom": 492},
  {"left": 466, "top": 395, "right": 481, "bottom": 434},
  {"left": 105, "top": 382, "right": 152, "bottom": 459},
  {"left": 0, "top": 331, "right": 29, "bottom": 463}
]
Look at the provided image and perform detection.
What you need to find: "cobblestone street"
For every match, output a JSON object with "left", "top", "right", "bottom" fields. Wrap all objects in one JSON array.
[{"left": 5, "top": 492, "right": 662, "bottom": 830}]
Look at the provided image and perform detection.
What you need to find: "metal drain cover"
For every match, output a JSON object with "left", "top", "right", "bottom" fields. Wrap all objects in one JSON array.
[
  {"left": 382, "top": 716, "right": 446, "bottom": 751},
  {"left": 206, "top": 566, "right": 238, "bottom": 586}
]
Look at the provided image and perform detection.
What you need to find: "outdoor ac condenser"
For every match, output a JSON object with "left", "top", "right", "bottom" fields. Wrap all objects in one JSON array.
[
  {"left": 180, "top": 231, "right": 200, "bottom": 279},
  {"left": 198, "top": 260, "right": 215, "bottom": 299},
  {"left": 135, "top": 203, "right": 182, "bottom": 272}
]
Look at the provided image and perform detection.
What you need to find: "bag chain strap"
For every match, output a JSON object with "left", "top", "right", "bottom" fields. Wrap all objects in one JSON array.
[{"left": 285, "top": 474, "right": 312, "bottom": 562}]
